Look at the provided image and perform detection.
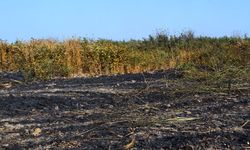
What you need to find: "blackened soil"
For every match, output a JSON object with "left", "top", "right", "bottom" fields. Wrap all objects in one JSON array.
[{"left": 0, "top": 70, "right": 249, "bottom": 150}]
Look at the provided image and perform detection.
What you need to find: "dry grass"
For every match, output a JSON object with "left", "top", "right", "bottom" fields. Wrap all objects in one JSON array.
[{"left": 0, "top": 33, "right": 250, "bottom": 81}]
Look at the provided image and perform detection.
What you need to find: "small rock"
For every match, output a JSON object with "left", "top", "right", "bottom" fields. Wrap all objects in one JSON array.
[
  {"left": 108, "top": 105, "right": 114, "bottom": 109},
  {"left": 131, "top": 80, "right": 136, "bottom": 83},
  {"left": 55, "top": 105, "right": 59, "bottom": 110},
  {"left": 194, "top": 94, "right": 199, "bottom": 98}
]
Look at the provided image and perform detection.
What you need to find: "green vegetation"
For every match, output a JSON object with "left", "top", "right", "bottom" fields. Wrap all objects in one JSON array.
[{"left": 0, "top": 31, "right": 250, "bottom": 81}]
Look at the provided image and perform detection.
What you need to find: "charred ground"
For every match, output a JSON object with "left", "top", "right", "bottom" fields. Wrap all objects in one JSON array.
[{"left": 0, "top": 69, "right": 249, "bottom": 149}]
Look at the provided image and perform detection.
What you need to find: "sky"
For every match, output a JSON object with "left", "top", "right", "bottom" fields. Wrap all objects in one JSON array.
[{"left": 0, "top": 0, "right": 250, "bottom": 42}]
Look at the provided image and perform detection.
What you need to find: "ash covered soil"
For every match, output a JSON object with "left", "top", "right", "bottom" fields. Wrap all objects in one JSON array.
[{"left": 0, "top": 70, "right": 249, "bottom": 150}]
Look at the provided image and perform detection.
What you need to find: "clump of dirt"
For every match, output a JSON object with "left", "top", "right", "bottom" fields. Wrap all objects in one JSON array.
[{"left": 0, "top": 69, "right": 249, "bottom": 149}]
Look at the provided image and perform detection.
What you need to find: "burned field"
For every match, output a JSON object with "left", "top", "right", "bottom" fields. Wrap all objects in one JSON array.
[{"left": 0, "top": 70, "right": 249, "bottom": 149}]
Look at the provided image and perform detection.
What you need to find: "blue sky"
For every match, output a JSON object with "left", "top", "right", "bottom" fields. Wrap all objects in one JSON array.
[{"left": 0, "top": 0, "right": 250, "bottom": 42}]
